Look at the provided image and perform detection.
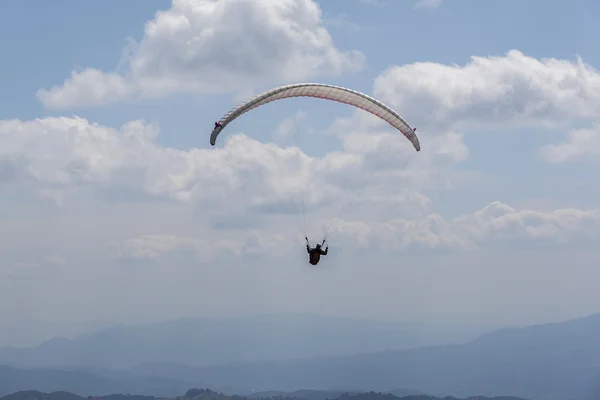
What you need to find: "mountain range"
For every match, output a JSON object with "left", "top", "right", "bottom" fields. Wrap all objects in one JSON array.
[
  {"left": 0, "top": 315, "right": 496, "bottom": 369},
  {"left": 2, "top": 313, "right": 600, "bottom": 400}
]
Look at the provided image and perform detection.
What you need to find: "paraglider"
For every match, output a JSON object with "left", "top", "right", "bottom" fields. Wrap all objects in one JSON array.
[
  {"left": 209, "top": 83, "right": 421, "bottom": 265},
  {"left": 306, "top": 237, "right": 328, "bottom": 266}
]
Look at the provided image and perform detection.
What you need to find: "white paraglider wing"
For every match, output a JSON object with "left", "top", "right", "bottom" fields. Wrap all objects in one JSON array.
[{"left": 209, "top": 83, "right": 420, "bottom": 152}]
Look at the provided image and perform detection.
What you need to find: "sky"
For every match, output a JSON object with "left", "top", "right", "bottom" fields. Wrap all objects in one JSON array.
[{"left": 2, "top": 0, "right": 600, "bottom": 346}]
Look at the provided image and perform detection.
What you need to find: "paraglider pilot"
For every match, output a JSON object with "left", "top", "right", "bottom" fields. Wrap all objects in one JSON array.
[{"left": 306, "top": 237, "right": 328, "bottom": 265}]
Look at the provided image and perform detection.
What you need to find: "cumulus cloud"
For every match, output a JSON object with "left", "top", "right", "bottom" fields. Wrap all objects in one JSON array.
[
  {"left": 327, "top": 201, "right": 600, "bottom": 252},
  {"left": 0, "top": 113, "right": 470, "bottom": 227},
  {"left": 0, "top": 116, "right": 401, "bottom": 219},
  {"left": 4, "top": 113, "right": 592, "bottom": 265},
  {"left": 110, "top": 199, "right": 600, "bottom": 264},
  {"left": 0, "top": 117, "right": 177, "bottom": 203},
  {"left": 372, "top": 50, "right": 600, "bottom": 130},
  {"left": 0, "top": 117, "right": 317, "bottom": 207},
  {"left": 540, "top": 124, "right": 600, "bottom": 164},
  {"left": 37, "top": 69, "right": 134, "bottom": 110},
  {"left": 37, "top": 0, "right": 365, "bottom": 110},
  {"left": 315, "top": 50, "right": 600, "bottom": 192}
]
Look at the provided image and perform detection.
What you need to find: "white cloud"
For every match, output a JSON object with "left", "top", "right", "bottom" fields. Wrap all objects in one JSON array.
[
  {"left": 0, "top": 117, "right": 310, "bottom": 206},
  {"left": 326, "top": 201, "right": 600, "bottom": 252},
  {"left": 540, "top": 124, "right": 600, "bottom": 164},
  {"left": 0, "top": 115, "right": 411, "bottom": 220},
  {"left": 372, "top": 50, "right": 600, "bottom": 131},
  {"left": 0, "top": 117, "right": 173, "bottom": 202},
  {"left": 37, "top": 0, "right": 365, "bottom": 110},
  {"left": 98, "top": 196, "right": 600, "bottom": 268},
  {"left": 2, "top": 113, "right": 593, "bottom": 265},
  {"left": 37, "top": 69, "right": 134, "bottom": 110}
]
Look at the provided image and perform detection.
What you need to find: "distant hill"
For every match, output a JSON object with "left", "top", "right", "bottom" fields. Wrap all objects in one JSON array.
[
  {"left": 246, "top": 389, "right": 423, "bottom": 400},
  {"left": 0, "top": 366, "right": 193, "bottom": 397},
  {"left": 0, "top": 391, "right": 83, "bottom": 400},
  {"left": 0, "top": 389, "right": 528, "bottom": 400},
  {"left": 247, "top": 390, "right": 361, "bottom": 400},
  {"left": 0, "top": 365, "right": 423, "bottom": 399},
  {"left": 4, "top": 313, "right": 600, "bottom": 399},
  {"left": 129, "top": 313, "right": 600, "bottom": 400},
  {"left": 0, "top": 314, "right": 497, "bottom": 369}
]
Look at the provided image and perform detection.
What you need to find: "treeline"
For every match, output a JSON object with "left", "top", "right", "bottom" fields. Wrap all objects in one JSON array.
[{"left": 0, "top": 388, "right": 529, "bottom": 400}]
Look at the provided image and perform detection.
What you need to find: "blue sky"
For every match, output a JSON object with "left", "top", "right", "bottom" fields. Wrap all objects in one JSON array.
[{"left": 2, "top": 0, "right": 600, "bottom": 346}]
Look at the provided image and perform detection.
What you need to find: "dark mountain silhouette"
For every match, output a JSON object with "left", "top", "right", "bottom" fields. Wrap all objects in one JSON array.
[
  {"left": 246, "top": 389, "right": 423, "bottom": 400},
  {"left": 0, "top": 366, "right": 193, "bottom": 397},
  {"left": 247, "top": 391, "right": 362, "bottom": 400},
  {"left": 0, "top": 389, "right": 528, "bottom": 400}
]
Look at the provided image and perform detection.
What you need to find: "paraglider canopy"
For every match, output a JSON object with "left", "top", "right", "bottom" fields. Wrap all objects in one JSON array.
[{"left": 209, "top": 83, "right": 420, "bottom": 152}]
